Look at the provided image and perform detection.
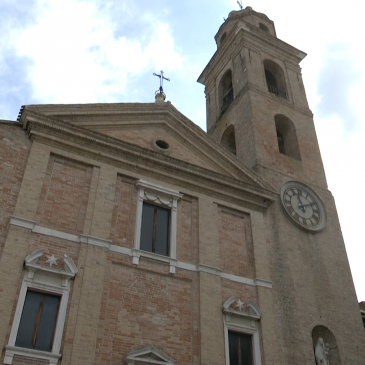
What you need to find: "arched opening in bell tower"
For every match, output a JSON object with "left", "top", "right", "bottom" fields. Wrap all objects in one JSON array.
[
  {"left": 274, "top": 114, "right": 301, "bottom": 160},
  {"left": 220, "top": 125, "right": 236, "bottom": 155},
  {"left": 264, "top": 60, "right": 287, "bottom": 99},
  {"left": 219, "top": 69, "right": 234, "bottom": 112},
  {"left": 259, "top": 23, "right": 269, "bottom": 33}
]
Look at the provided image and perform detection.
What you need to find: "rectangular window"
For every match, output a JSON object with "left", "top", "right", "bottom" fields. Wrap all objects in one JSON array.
[
  {"left": 15, "top": 291, "right": 61, "bottom": 352},
  {"left": 228, "top": 331, "right": 253, "bottom": 365},
  {"left": 140, "top": 202, "right": 170, "bottom": 256}
]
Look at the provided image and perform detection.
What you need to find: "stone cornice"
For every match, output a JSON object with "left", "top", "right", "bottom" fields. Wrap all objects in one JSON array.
[
  {"left": 20, "top": 103, "right": 270, "bottom": 187},
  {"left": 21, "top": 109, "right": 277, "bottom": 209},
  {"left": 198, "top": 19, "right": 306, "bottom": 85}
]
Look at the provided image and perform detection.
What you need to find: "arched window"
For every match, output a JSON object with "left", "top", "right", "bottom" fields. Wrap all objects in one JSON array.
[
  {"left": 259, "top": 23, "right": 269, "bottom": 33},
  {"left": 312, "top": 325, "right": 341, "bottom": 364},
  {"left": 263, "top": 59, "right": 287, "bottom": 99},
  {"left": 274, "top": 114, "right": 300, "bottom": 160},
  {"left": 219, "top": 69, "right": 234, "bottom": 112},
  {"left": 220, "top": 32, "right": 227, "bottom": 45},
  {"left": 221, "top": 125, "right": 236, "bottom": 155}
]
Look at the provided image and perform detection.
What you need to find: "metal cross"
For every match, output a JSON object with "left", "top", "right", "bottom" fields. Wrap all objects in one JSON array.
[
  {"left": 237, "top": 0, "right": 244, "bottom": 10},
  {"left": 153, "top": 70, "right": 170, "bottom": 94}
]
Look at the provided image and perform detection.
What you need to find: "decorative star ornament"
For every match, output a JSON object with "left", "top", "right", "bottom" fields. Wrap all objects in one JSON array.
[
  {"left": 45, "top": 254, "right": 58, "bottom": 268},
  {"left": 235, "top": 299, "right": 245, "bottom": 311}
]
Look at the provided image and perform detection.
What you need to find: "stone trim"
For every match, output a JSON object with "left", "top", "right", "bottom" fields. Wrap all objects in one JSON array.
[
  {"left": 4, "top": 249, "right": 78, "bottom": 365},
  {"left": 10, "top": 216, "right": 273, "bottom": 288},
  {"left": 133, "top": 180, "right": 183, "bottom": 273},
  {"left": 222, "top": 296, "right": 263, "bottom": 365}
]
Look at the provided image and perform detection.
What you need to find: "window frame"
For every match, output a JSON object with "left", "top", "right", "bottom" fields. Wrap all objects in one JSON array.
[
  {"left": 133, "top": 180, "right": 183, "bottom": 274},
  {"left": 222, "top": 297, "right": 262, "bottom": 365},
  {"left": 4, "top": 249, "right": 77, "bottom": 365}
]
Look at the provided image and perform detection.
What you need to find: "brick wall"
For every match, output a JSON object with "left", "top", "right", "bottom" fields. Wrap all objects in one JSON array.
[
  {"left": 35, "top": 155, "right": 93, "bottom": 234},
  {"left": 0, "top": 123, "right": 31, "bottom": 252}
]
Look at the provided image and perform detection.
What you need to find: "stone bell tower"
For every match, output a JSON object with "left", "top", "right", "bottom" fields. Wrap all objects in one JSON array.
[
  {"left": 199, "top": 6, "right": 365, "bottom": 364},
  {"left": 198, "top": 6, "right": 326, "bottom": 190}
]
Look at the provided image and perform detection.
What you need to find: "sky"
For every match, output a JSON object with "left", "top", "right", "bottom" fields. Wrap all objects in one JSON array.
[{"left": 1, "top": 0, "right": 364, "bottom": 301}]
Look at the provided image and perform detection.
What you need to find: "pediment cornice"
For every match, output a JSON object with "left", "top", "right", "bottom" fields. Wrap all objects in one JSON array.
[{"left": 20, "top": 107, "right": 277, "bottom": 210}]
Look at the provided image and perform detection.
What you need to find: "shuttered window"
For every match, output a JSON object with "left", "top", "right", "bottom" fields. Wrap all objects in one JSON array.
[
  {"left": 15, "top": 291, "right": 60, "bottom": 352},
  {"left": 228, "top": 331, "right": 253, "bottom": 365},
  {"left": 140, "top": 202, "right": 170, "bottom": 256}
]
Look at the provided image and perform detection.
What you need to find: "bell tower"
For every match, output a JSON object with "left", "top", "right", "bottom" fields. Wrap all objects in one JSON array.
[
  {"left": 198, "top": 6, "right": 326, "bottom": 189},
  {"left": 199, "top": 6, "right": 365, "bottom": 364}
]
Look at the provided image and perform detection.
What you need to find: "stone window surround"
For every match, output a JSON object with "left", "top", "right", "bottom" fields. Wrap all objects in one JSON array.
[
  {"left": 4, "top": 249, "right": 78, "bottom": 365},
  {"left": 222, "top": 296, "right": 263, "bottom": 365},
  {"left": 132, "top": 180, "right": 183, "bottom": 274}
]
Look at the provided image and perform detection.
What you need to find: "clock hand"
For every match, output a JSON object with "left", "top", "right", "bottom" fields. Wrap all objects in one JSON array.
[
  {"left": 297, "top": 194, "right": 306, "bottom": 212},
  {"left": 301, "top": 202, "right": 316, "bottom": 207}
]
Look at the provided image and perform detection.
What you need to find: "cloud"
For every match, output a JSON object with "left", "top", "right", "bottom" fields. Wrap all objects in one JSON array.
[
  {"left": 2, "top": 0, "right": 184, "bottom": 110},
  {"left": 315, "top": 43, "right": 362, "bottom": 133}
]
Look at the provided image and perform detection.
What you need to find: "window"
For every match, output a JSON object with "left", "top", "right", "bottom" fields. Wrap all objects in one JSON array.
[
  {"left": 219, "top": 69, "right": 234, "bottom": 112},
  {"left": 4, "top": 249, "right": 77, "bottom": 365},
  {"left": 263, "top": 59, "right": 287, "bottom": 99},
  {"left": 133, "top": 180, "right": 183, "bottom": 273},
  {"left": 16, "top": 291, "right": 61, "bottom": 352},
  {"left": 259, "top": 23, "right": 269, "bottom": 33},
  {"left": 221, "top": 125, "right": 237, "bottom": 155},
  {"left": 228, "top": 331, "right": 253, "bottom": 365},
  {"left": 223, "top": 297, "right": 262, "bottom": 365},
  {"left": 140, "top": 202, "right": 170, "bottom": 256},
  {"left": 275, "top": 114, "right": 301, "bottom": 160}
]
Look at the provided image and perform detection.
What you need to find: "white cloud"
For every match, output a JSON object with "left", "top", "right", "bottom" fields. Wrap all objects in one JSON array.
[{"left": 14, "top": 0, "right": 184, "bottom": 104}]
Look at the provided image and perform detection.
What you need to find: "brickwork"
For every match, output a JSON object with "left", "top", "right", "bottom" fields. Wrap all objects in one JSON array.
[
  {"left": 110, "top": 174, "right": 137, "bottom": 248},
  {"left": 1, "top": 7, "right": 365, "bottom": 365},
  {"left": 218, "top": 206, "right": 255, "bottom": 277},
  {"left": 101, "top": 126, "right": 217, "bottom": 171},
  {"left": 176, "top": 195, "right": 199, "bottom": 264},
  {"left": 35, "top": 155, "right": 93, "bottom": 234},
  {"left": 0, "top": 124, "right": 30, "bottom": 252},
  {"left": 94, "top": 257, "right": 200, "bottom": 364}
]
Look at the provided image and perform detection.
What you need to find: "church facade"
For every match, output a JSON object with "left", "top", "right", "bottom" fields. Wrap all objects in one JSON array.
[{"left": 0, "top": 6, "right": 364, "bottom": 365}]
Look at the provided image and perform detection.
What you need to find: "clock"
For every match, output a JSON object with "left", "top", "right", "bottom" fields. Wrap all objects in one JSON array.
[{"left": 279, "top": 181, "right": 327, "bottom": 231}]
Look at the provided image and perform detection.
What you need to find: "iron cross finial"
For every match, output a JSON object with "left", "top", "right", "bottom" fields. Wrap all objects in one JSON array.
[
  {"left": 153, "top": 70, "right": 170, "bottom": 95},
  {"left": 237, "top": 0, "right": 244, "bottom": 10}
]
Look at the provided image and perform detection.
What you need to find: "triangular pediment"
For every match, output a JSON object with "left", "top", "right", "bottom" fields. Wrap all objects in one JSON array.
[
  {"left": 19, "top": 103, "right": 278, "bottom": 209},
  {"left": 125, "top": 345, "right": 175, "bottom": 365},
  {"left": 21, "top": 102, "right": 270, "bottom": 183}
]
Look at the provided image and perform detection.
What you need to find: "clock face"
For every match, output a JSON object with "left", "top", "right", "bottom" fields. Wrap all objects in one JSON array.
[{"left": 280, "top": 181, "right": 326, "bottom": 231}]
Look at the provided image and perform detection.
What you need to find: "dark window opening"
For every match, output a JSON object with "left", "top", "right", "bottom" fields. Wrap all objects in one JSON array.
[
  {"left": 275, "top": 114, "right": 301, "bottom": 160},
  {"left": 276, "top": 130, "right": 285, "bottom": 154},
  {"left": 221, "top": 125, "right": 236, "bottom": 155},
  {"left": 362, "top": 315, "right": 365, "bottom": 329},
  {"left": 15, "top": 291, "right": 60, "bottom": 352},
  {"left": 265, "top": 70, "right": 277, "bottom": 89},
  {"left": 229, "top": 331, "right": 253, "bottom": 365},
  {"left": 219, "top": 70, "right": 234, "bottom": 113},
  {"left": 140, "top": 202, "right": 170, "bottom": 256},
  {"left": 263, "top": 59, "right": 287, "bottom": 99},
  {"left": 220, "top": 32, "right": 227, "bottom": 45},
  {"left": 155, "top": 140, "right": 169, "bottom": 150},
  {"left": 259, "top": 23, "right": 269, "bottom": 32}
]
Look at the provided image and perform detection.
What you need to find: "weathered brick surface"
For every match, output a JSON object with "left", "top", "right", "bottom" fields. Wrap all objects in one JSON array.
[
  {"left": 176, "top": 195, "right": 199, "bottom": 264},
  {"left": 1, "top": 9, "right": 365, "bottom": 365},
  {"left": 0, "top": 123, "right": 31, "bottom": 251},
  {"left": 35, "top": 155, "right": 92, "bottom": 234},
  {"left": 95, "top": 255, "right": 200, "bottom": 365},
  {"left": 110, "top": 175, "right": 137, "bottom": 248},
  {"left": 218, "top": 206, "right": 254, "bottom": 277},
  {"left": 100, "top": 125, "right": 218, "bottom": 171}
]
